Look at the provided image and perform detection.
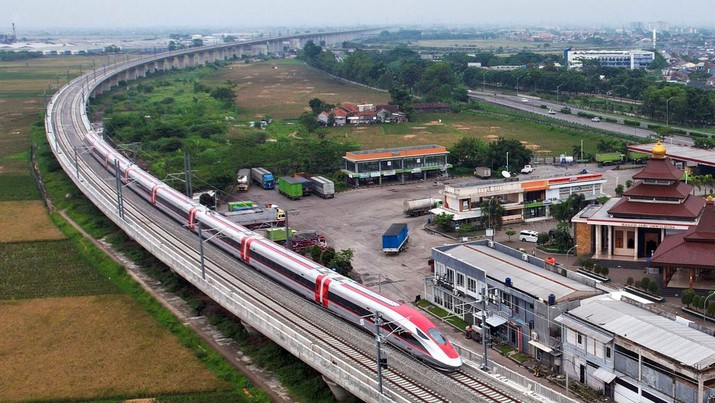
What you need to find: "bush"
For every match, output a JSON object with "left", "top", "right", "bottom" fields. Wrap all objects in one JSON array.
[
  {"left": 583, "top": 259, "right": 594, "bottom": 271},
  {"left": 627, "top": 276, "right": 634, "bottom": 286},
  {"left": 593, "top": 265, "right": 602, "bottom": 275},
  {"left": 600, "top": 266, "right": 609, "bottom": 276},
  {"left": 648, "top": 281, "right": 659, "bottom": 294},
  {"left": 681, "top": 288, "right": 696, "bottom": 307},
  {"left": 639, "top": 277, "right": 651, "bottom": 289},
  {"left": 623, "top": 119, "right": 640, "bottom": 127}
]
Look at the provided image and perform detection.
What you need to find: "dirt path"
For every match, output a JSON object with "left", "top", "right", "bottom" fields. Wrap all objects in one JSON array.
[{"left": 58, "top": 210, "right": 295, "bottom": 403}]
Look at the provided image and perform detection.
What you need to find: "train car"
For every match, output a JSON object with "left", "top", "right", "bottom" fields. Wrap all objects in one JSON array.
[{"left": 83, "top": 132, "right": 462, "bottom": 372}]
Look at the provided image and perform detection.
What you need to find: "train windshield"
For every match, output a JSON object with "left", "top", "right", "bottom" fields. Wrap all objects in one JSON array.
[
  {"left": 427, "top": 328, "right": 447, "bottom": 345},
  {"left": 415, "top": 328, "right": 429, "bottom": 340}
]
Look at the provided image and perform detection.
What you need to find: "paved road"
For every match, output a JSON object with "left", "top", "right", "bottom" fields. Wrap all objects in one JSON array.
[{"left": 467, "top": 90, "right": 695, "bottom": 147}]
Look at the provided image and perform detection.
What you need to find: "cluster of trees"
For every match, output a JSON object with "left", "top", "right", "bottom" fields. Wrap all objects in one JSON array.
[
  {"left": 448, "top": 137, "right": 533, "bottom": 174},
  {"left": 640, "top": 84, "right": 715, "bottom": 126},
  {"left": 681, "top": 289, "right": 715, "bottom": 316},
  {"left": 302, "top": 246, "right": 354, "bottom": 277}
]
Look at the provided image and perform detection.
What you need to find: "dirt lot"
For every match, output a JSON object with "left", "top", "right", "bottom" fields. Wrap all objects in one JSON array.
[
  {"left": 0, "top": 201, "right": 65, "bottom": 242},
  {"left": 236, "top": 162, "right": 626, "bottom": 303}
]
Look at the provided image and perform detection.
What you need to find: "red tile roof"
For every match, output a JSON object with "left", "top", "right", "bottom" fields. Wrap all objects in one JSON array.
[
  {"left": 651, "top": 197, "right": 715, "bottom": 267},
  {"left": 623, "top": 181, "right": 693, "bottom": 200},
  {"left": 632, "top": 158, "right": 683, "bottom": 181},
  {"left": 376, "top": 104, "right": 400, "bottom": 113},
  {"left": 607, "top": 195, "right": 704, "bottom": 220}
]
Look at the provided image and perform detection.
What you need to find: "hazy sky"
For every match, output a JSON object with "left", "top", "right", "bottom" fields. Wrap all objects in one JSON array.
[{"left": 3, "top": 0, "right": 713, "bottom": 31}]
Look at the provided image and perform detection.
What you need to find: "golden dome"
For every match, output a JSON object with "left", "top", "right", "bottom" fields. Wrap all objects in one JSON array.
[{"left": 652, "top": 140, "right": 666, "bottom": 159}]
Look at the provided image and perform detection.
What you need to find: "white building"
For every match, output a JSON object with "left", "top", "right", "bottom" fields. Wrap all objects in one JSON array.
[{"left": 565, "top": 49, "right": 655, "bottom": 70}]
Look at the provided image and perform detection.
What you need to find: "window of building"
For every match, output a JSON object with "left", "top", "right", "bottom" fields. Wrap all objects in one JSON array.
[
  {"left": 606, "top": 346, "right": 612, "bottom": 359},
  {"left": 446, "top": 268, "right": 455, "bottom": 284},
  {"left": 512, "top": 296, "right": 520, "bottom": 314},
  {"left": 467, "top": 278, "right": 476, "bottom": 293},
  {"left": 456, "top": 273, "right": 464, "bottom": 288},
  {"left": 577, "top": 333, "right": 583, "bottom": 345}
]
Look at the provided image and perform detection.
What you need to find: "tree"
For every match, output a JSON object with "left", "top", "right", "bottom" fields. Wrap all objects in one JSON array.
[
  {"left": 693, "top": 295, "right": 703, "bottom": 310},
  {"left": 301, "top": 40, "right": 322, "bottom": 60},
  {"left": 681, "top": 288, "right": 696, "bottom": 308},
  {"left": 448, "top": 137, "right": 489, "bottom": 169},
  {"left": 192, "top": 38, "right": 204, "bottom": 47},
  {"left": 505, "top": 230, "right": 515, "bottom": 241},
  {"left": 487, "top": 137, "right": 533, "bottom": 173},
  {"left": 432, "top": 212, "right": 454, "bottom": 232},
  {"left": 299, "top": 112, "right": 320, "bottom": 133},
  {"left": 328, "top": 248, "right": 354, "bottom": 277},
  {"left": 480, "top": 199, "right": 505, "bottom": 230},
  {"left": 309, "top": 98, "right": 326, "bottom": 115},
  {"left": 625, "top": 179, "right": 634, "bottom": 189},
  {"left": 615, "top": 184, "right": 625, "bottom": 197}
]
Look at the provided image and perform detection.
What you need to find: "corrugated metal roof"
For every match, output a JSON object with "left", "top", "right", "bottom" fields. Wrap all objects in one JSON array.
[
  {"left": 441, "top": 244, "right": 595, "bottom": 301},
  {"left": 568, "top": 295, "right": 715, "bottom": 368}
]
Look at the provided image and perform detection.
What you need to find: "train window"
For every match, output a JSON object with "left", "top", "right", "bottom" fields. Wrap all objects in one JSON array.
[
  {"left": 427, "top": 328, "right": 447, "bottom": 345},
  {"left": 415, "top": 328, "right": 429, "bottom": 340}
]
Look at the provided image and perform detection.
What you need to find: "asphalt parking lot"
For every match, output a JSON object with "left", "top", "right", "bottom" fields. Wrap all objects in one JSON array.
[{"left": 233, "top": 162, "right": 634, "bottom": 304}]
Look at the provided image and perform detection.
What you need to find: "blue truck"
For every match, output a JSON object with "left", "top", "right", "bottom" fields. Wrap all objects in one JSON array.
[
  {"left": 382, "top": 223, "right": 409, "bottom": 254},
  {"left": 251, "top": 167, "right": 275, "bottom": 189}
]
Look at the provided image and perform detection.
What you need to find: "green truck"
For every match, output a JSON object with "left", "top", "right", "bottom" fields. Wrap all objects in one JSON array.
[
  {"left": 278, "top": 176, "right": 304, "bottom": 200},
  {"left": 595, "top": 152, "right": 624, "bottom": 166},
  {"left": 263, "top": 227, "right": 296, "bottom": 243}
]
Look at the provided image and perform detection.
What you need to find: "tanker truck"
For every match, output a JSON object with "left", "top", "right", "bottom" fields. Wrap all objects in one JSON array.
[{"left": 403, "top": 197, "right": 442, "bottom": 217}]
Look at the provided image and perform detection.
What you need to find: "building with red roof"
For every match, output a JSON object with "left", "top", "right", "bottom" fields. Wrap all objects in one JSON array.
[
  {"left": 651, "top": 195, "right": 715, "bottom": 289},
  {"left": 573, "top": 141, "right": 704, "bottom": 261}
]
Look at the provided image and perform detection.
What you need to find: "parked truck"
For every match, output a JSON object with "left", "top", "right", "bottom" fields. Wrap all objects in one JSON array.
[
  {"left": 382, "top": 223, "right": 409, "bottom": 254},
  {"left": 294, "top": 176, "right": 312, "bottom": 196},
  {"left": 251, "top": 167, "right": 275, "bottom": 189},
  {"left": 222, "top": 204, "right": 285, "bottom": 228},
  {"left": 228, "top": 200, "right": 257, "bottom": 212},
  {"left": 309, "top": 176, "right": 335, "bottom": 198},
  {"left": 403, "top": 198, "right": 442, "bottom": 217},
  {"left": 595, "top": 153, "right": 624, "bottom": 166},
  {"left": 291, "top": 231, "right": 327, "bottom": 250},
  {"left": 237, "top": 168, "right": 251, "bottom": 192},
  {"left": 263, "top": 227, "right": 296, "bottom": 244},
  {"left": 278, "top": 176, "right": 304, "bottom": 200},
  {"left": 473, "top": 166, "right": 492, "bottom": 179}
]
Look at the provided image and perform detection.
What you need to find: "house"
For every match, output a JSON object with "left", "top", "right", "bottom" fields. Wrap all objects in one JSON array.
[
  {"left": 375, "top": 104, "right": 406, "bottom": 123},
  {"left": 707, "top": 75, "right": 715, "bottom": 87}
]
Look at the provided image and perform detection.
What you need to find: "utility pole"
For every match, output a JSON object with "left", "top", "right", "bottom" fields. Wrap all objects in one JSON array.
[
  {"left": 481, "top": 287, "right": 489, "bottom": 371},
  {"left": 184, "top": 151, "right": 193, "bottom": 198},
  {"left": 375, "top": 311, "right": 385, "bottom": 394}
]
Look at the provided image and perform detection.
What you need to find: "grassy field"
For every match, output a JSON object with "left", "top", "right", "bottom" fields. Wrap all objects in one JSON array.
[
  {"left": 210, "top": 59, "right": 391, "bottom": 120},
  {"left": 0, "top": 239, "right": 117, "bottom": 299},
  {"left": 324, "top": 111, "right": 602, "bottom": 157},
  {"left": 0, "top": 173, "right": 40, "bottom": 200},
  {"left": 0, "top": 201, "right": 65, "bottom": 243},
  {"left": 0, "top": 295, "right": 230, "bottom": 402}
]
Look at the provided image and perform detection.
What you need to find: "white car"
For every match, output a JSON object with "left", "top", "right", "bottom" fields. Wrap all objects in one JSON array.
[
  {"left": 591, "top": 117, "right": 600, "bottom": 122},
  {"left": 521, "top": 98, "right": 529, "bottom": 103},
  {"left": 548, "top": 109, "right": 556, "bottom": 114}
]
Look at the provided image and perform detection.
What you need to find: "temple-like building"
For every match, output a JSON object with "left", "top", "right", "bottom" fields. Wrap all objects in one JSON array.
[
  {"left": 573, "top": 141, "right": 704, "bottom": 261},
  {"left": 651, "top": 195, "right": 715, "bottom": 290}
]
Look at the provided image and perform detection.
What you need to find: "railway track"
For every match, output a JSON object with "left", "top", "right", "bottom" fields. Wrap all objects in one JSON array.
[{"left": 48, "top": 58, "right": 533, "bottom": 403}]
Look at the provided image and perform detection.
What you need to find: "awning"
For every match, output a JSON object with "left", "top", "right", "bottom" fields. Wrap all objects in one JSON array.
[
  {"left": 528, "top": 339, "right": 556, "bottom": 354},
  {"left": 486, "top": 315, "right": 508, "bottom": 328},
  {"left": 593, "top": 367, "right": 617, "bottom": 383}
]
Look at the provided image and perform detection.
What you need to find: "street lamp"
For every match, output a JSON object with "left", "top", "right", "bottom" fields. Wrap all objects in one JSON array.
[
  {"left": 704, "top": 291, "right": 715, "bottom": 327},
  {"left": 482, "top": 71, "right": 487, "bottom": 92},
  {"left": 666, "top": 96, "right": 675, "bottom": 127},
  {"left": 580, "top": 139, "right": 584, "bottom": 162},
  {"left": 506, "top": 151, "right": 509, "bottom": 173},
  {"left": 556, "top": 83, "right": 564, "bottom": 103}
]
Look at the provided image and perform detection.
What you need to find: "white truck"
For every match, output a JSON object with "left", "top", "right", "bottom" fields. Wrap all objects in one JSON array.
[
  {"left": 236, "top": 168, "right": 251, "bottom": 192},
  {"left": 309, "top": 176, "right": 335, "bottom": 199}
]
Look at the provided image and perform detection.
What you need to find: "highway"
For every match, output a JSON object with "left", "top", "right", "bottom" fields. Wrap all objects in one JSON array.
[
  {"left": 467, "top": 90, "right": 695, "bottom": 147},
  {"left": 44, "top": 37, "right": 559, "bottom": 402}
]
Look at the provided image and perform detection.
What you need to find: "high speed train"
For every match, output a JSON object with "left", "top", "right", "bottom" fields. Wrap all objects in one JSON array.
[{"left": 85, "top": 130, "right": 462, "bottom": 371}]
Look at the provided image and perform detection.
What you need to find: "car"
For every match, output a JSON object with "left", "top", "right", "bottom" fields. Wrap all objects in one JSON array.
[
  {"left": 591, "top": 117, "right": 600, "bottom": 122},
  {"left": 520, "top": 165, "right": 534, "bottom": 174},
  {"left": 548, "top": 109, "right": 556, "bottom": 114},
  {"left": 519, "top": 230, "right": 539, "bottom": 243},
  {"left": 521, "top": 98, "right": 529, "bottom": 103}
]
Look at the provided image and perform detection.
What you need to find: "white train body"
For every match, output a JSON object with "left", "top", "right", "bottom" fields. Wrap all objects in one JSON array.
[{"left": 84, "top": 130, "right": 462, "bottom": 371}]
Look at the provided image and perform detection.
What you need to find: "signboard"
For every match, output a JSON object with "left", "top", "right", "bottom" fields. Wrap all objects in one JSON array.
[
  {"left": 382, "top": 169, "right": 396, "bottom": 176},
  {"left": 370, "top": 171, "right": 381, "bottom": 178},
  {"left": 411, "top": 168, "right": 422, "bottom": 174}
]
